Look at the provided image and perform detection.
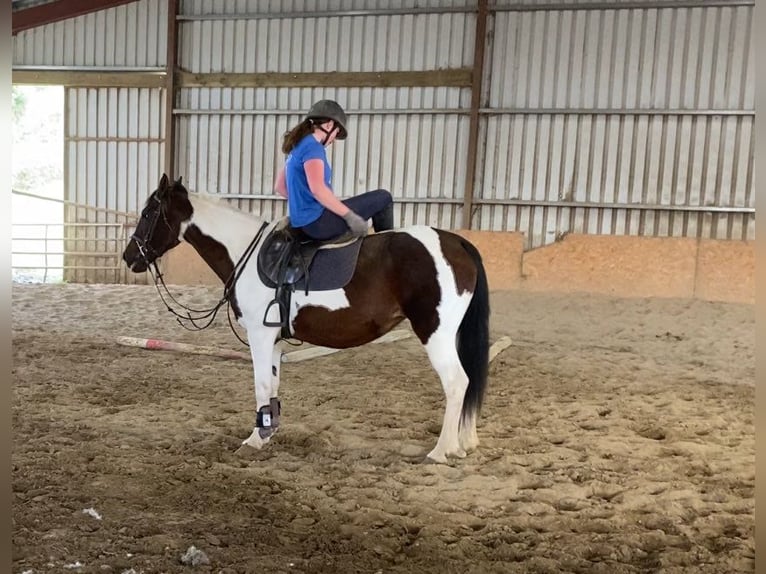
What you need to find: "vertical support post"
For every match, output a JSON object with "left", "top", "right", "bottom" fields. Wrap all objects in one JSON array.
[
  {"left": 62, "top": 87, "right": 71, "bottom": 283},
  {"left": 163, "top": 0, "right": 179, "bottom": 178},
  {"left": 462, "top": 0, "right": 489, "bottom": 230}
]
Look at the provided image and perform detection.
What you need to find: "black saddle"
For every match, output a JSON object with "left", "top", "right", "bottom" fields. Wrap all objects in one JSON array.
[{"left": 256, "top": 218, "right": 364, "bottom": 338}]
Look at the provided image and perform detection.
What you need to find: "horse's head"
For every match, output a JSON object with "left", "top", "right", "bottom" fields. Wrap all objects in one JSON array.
[{"left": 122, "top": 173, "right": 193, "bottom": 273}]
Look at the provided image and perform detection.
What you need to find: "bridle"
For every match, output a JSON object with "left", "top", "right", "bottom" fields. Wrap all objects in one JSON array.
[
  {"left": 130, "top": 191, "right": 268, "bottom": 346},
  {"left": 131, "top": 193, "right": 178, "bottom": 265}
]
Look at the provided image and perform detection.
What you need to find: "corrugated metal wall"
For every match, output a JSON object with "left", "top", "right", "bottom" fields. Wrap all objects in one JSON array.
[
  {"left": 478, "top": 3, "right": 755, "bottom": 246},
  {"left": 13, "top": 0, "right": 167, "bottom": 67},
  {"left": 175, "top": 1, "right": 476, "bottom": 228},
  {"left": 63, "top": 87, "right": 166, "bottom": 282},
  {"left": 174, "top": 0, "right": 754, "bottom": 246},
  {"left": 13, "top": 0, "right": 755, "bottom": 277}
]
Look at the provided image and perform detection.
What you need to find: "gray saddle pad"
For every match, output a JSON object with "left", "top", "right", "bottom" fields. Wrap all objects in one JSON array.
[{"left": 294, "top": 239, "right": 363, "bottom": 291}]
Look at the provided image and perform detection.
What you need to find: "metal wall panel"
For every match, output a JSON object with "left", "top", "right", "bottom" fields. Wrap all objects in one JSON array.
[
  {"left": 179, "top": 8, "right": 474, "bottom": 73},
  {"left": 13, "top": 0, "right": 167, "bottom": 67},
  {"left": 175, "top": 1, "right": 476, "bottom": 230},
  {"left": 486, "top": 6, "right": 754, "bottom": 110},
  {"left": 478, "top": 114, "right": 754, "bottom": 244},
  {"left": 477, "top": 3, "right": 754, "bottom": 247},
  {"left": 65, "top": 87, "right": 165, "bottom": 283},
  {"left": 175, "top": 85, "right": 470, "bottom": 229},
  {"left": 180, "top": 0, "right": 476, "bottom": 15}
]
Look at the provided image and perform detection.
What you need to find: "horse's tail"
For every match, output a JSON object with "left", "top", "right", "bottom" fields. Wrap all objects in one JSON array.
[{"left": 457, "top": 238, "right": 490, "bottom": 428}]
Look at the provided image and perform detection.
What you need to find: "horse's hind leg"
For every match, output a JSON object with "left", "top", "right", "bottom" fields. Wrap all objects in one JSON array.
[{"left": 423, "top": 331, "right": 469, "bottom": 464}]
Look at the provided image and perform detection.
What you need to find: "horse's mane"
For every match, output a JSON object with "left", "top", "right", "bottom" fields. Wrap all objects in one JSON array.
[{"left": 187, "top": 189, "right": 269, "bottom": 227}]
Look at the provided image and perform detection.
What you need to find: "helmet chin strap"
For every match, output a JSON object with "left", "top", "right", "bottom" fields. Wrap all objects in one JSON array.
[{"left": 315, "top": 121, "right": 336, "bottom": 146}]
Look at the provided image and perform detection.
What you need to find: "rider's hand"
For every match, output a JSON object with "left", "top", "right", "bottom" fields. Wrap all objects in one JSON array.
[{"left": 342, "top": 211, "right": 369, "bottom": 237}]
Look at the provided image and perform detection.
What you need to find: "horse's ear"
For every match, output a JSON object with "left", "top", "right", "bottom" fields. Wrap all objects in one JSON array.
[
  {"left": 159, "top": 173, "right": 169, "bottom": 189},
  {"left": 174, "top": 176, "right": 183, "bottom": 186}
]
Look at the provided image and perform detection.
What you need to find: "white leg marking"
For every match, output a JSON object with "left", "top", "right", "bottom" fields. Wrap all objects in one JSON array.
[
  {"left": 425, "top": 330, "right": 470, "bottom": 463},
  {"left": 459, "top": 412, "right": 480, "bottom": 453},
  {"left": 241, "top": 327, "right": 279, "bottom": 450}
]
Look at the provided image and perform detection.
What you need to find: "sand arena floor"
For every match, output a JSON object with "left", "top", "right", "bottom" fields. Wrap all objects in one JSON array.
[{"left": 12, "top": 283, "right": 754, "bottom": 573}]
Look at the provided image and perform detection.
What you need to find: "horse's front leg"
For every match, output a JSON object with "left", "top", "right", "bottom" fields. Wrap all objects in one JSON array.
[{"left": 241, "top": 328, "right": 281, "bottom": 450}]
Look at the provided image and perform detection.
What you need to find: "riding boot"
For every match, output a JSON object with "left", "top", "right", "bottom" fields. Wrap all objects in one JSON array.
[{"left": 372, "top": 203, "right": 394, "bottom": 232}]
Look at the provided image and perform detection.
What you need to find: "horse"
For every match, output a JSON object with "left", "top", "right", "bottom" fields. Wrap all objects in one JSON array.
[{"left": 122, "top": 174, "right": 490, "bottom": 463}]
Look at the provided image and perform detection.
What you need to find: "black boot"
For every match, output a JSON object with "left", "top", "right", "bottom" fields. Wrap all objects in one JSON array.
[{"left": 372, "top": 203, "right": 394, "bottom": 232}]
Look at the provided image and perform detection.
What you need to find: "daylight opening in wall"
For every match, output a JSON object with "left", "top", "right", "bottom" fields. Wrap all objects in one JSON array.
[{"left": 12, "top": 85, "right": 65, "bottom": 283}]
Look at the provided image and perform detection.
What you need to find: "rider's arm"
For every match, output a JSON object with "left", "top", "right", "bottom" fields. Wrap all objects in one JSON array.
[
  {"left": 274, "top": 166, "right": 287, "bottom": 198},
  {"left": 304, "top": 159, "right": 350, "bottom": 217}
]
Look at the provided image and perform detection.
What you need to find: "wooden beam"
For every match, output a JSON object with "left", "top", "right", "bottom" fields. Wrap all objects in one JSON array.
[
  {"left": 12, "top": 70, "right": 166, "bottom": 87},
  {"left": 164, "top": 0, "right": 179, "bottom": 178},
  {"left": 177, "top": 69, "right": 473, "bottom": 88},
  {"left": 462, "top": 0, "right": 489, "bottom": 230},
  {"left": 13, "top": 0, "right": 138, "bottom": 35}
]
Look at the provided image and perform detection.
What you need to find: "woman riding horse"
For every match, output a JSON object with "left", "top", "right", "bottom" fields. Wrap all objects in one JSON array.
[{"left": 274, "top": 99, "right": 394, "bottom": 240}]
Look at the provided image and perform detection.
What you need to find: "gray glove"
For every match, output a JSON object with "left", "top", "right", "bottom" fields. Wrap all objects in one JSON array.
[{"left": 342, "top": 210, "right": 369, "bottom": 237}]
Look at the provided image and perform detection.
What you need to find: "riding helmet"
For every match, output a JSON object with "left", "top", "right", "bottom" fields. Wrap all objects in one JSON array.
[{"left": 306, "top": 99, "right": 348, "bottom": 140}]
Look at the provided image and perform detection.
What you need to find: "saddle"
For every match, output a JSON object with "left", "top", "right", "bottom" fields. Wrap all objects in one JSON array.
[{"left": 256, "top": 217, "right": 364, "bottom": 339}]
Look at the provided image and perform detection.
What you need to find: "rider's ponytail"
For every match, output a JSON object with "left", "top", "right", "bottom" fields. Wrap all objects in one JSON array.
[{"left": 281, "top": 119, "right": 314, "bottom": 154}]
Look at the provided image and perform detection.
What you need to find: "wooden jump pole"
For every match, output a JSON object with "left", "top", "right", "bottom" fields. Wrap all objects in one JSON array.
[
  {"left": 116, "top": 336, "right": 251, "bottom": 361},
  {"left": 117, "top": 332, "right": 510, "bottom": 364},
  {"left": 488, "top": 336, "right": 512, "bottom": 363},
  {"left": 116, "top": 330, "right": 414, "bottom": 364}
]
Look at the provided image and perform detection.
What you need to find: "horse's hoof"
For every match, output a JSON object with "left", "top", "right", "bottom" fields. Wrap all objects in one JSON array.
[
  {"left": 423, "top": 453, "right": 448, "bottom": 465},
  {"left": 452, "top": 448, "right": 467, "bottom": 459}
]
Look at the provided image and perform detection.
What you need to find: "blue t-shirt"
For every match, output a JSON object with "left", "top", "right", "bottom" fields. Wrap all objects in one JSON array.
[{"left": 284, "top": 134, "right": 332, "bottom": 227}]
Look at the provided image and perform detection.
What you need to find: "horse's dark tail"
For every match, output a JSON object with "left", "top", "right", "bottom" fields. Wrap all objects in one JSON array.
[{"left": 457, "top": 238, "right": 490, "bottom": 428}]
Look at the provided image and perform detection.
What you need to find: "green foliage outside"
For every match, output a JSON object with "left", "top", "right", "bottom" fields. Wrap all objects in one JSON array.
[{"left": 12, "top": 86, "right": 26, "bottom": 122}]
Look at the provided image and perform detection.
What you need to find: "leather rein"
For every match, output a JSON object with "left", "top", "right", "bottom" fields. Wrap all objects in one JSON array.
[{"left": 132, "top": 196, "right": 268, "bottom": 347}]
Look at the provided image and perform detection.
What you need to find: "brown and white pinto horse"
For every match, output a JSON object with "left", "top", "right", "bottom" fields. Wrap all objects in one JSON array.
[{"left": 122, "top": 174, "right": 490, "bottom": 463}]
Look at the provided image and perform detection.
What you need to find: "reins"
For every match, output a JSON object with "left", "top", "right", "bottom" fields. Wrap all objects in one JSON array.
[{"left": 146, "top": 220, "right": 269, "bottom": 347}]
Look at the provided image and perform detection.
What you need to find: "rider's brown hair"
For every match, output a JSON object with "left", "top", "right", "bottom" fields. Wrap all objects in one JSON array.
[{"left": 281, "top": 119, "right": 315, "bottom": 154}]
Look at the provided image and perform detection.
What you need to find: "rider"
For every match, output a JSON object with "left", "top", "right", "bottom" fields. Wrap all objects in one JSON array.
[{"left": 274, "top": 99, "right": 394, "bottom": 241}]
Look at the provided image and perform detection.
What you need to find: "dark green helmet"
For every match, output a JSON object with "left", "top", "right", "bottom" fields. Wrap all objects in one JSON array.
[{"left": 306, "top": 99, "right": 348, "bottom": 140}]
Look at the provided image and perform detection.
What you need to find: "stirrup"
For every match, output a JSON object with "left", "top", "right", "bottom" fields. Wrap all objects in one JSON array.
[{"left": 263, "top": 298, "right": 287, "bottom": 328}]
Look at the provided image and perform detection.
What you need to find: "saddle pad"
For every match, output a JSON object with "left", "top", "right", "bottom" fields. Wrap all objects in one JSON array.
[{"left": 294, "top": 239, "right": 363, "bottom": 291}]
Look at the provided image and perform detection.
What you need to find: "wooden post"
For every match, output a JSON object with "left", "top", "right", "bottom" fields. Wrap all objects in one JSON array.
[
  {"left": 462, "top": 0, "right": 489, "bottom": 230},
  {"left": 164, "top": 0, "right": 179, "bottom": 178}
]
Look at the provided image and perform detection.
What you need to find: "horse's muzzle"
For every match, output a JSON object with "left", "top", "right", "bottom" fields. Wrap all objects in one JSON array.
[{"left": 122, "top": 241, "right": 148, "bottom": 273}]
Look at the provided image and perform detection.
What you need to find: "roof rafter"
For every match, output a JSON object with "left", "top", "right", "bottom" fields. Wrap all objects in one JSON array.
[{"left": 13, "top": 0, "right": 138, "bottom": 34}]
